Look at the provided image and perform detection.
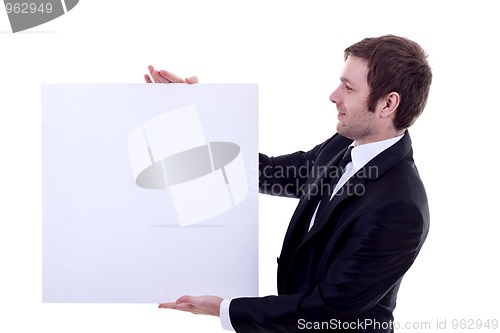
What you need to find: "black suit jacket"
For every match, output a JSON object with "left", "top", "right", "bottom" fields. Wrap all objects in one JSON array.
[{"left": 230, "top": 132, "right": 429, "bottom": 332}]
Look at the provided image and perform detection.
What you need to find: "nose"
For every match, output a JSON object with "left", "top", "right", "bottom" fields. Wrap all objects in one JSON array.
[{"left": 330, "top": 86, "right": 340, "bottom": 104}]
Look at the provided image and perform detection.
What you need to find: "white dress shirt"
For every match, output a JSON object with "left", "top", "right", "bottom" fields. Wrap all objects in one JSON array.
[{"left": 220, "top": 134, "right": 404, "bottom": 331}]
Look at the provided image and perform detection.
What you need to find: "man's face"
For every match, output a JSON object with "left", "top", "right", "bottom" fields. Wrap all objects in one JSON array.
[{"left": 330, "top": 56, "right": 380, "bottom": 144}]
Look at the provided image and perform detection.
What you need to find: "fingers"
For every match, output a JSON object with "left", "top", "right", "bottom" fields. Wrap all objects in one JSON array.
[
  {"left": 185, "top": 76, "right": 199, "bottom": 84},
  {"left": 147, "top": 65, "right": 162, "bottom": 83},
  {"left": 149, "top": 65, "right": 185, "bottom": 84},
  {"left": 158, "top": 299, "right": 198, "bottom": 314},
  {"left": 158, "top": 302, "right": 177, "bottom": 309},
  {"left": 158, "top": 295, "right": 221, "bottom": 316},
  {"left": 159, "top": 70, "right": 185, "bottom": 83},
  {"left": 158, "top": 295, "right": 193, "bottom": 310},
  {"left": 145, "top": 65, "right": 198, "bottom": 84}
]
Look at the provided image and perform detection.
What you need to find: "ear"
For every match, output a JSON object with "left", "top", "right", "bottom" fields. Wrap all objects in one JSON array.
[{"left": 380, "top": 92, "right": 400, "bottom": 119}]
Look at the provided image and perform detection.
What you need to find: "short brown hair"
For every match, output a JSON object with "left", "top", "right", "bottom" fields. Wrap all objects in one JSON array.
[{"left": 344, "top": 35, "right": 432, "bottom": 130}]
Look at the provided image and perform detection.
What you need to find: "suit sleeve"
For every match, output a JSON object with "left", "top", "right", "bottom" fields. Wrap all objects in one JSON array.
[
  {"left": 259, "top": 135, "right": 344, "bottom": 198},
  {"left": 229, "top": 200, "right": 429, "bottom": 332}
]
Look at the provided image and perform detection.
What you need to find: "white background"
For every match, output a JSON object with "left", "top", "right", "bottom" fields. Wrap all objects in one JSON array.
[{"left": 1, "top": 1, "right": 499, "bottom": 332}]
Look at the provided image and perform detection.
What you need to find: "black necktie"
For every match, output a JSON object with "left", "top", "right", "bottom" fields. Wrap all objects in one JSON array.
[
  {"left": 338, "top": 146, "right": 353, "bottom": 173},
  {"left": 316, "top": 145, "right": 353, "bottom": 217}
]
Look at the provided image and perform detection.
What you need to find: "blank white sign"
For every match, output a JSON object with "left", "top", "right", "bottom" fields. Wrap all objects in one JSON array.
[{"left": 41, "top": 83, "right": 258, "bottom": 303}]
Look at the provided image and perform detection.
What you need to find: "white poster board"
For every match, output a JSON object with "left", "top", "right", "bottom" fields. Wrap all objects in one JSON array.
[{"left": 41, "top": 83, "right": 258, "bottom": 303}]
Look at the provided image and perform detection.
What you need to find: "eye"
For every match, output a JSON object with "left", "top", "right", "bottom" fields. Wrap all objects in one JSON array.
[{"left": 344, "top": 83, "right": 353, "bottom": 91}]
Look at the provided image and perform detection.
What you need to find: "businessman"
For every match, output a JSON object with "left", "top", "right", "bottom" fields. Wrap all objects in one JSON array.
[{"left": 147, "top": 35, "right": 432, "bottom": 332}]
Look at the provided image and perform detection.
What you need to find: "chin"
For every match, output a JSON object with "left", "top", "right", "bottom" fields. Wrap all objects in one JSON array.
[{"left": 336, "top": 124, "right": 347, "bottom": 137}]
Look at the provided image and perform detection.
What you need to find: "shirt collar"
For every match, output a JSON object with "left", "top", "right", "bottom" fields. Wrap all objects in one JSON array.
[{"left": 350, "top": 135, "right": 404, "bottom": 171}]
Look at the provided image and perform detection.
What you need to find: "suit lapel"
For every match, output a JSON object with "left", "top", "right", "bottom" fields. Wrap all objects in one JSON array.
[
  {"left": 304, "top": 174, "right": 365, "bottom": 241},
  {"left": 301, "top": 131, "right": 413, "bottom": 244},
  {"left": 278, "top": 147, "right": 347, "bottom": 264}
]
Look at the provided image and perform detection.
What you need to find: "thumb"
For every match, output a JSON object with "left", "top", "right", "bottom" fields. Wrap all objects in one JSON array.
[{"left": 175, "top": 295, "right": 192, "bottom": 304}]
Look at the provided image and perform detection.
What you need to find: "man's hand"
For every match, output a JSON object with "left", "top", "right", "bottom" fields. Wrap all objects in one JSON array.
[
  {"left": 158, "top": 295, "right": 223, "bottom": 317},
  {"left": 144, "top": 65, "right": 198, "bottom": 84}
]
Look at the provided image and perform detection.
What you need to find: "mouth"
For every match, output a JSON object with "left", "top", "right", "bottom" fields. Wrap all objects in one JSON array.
[{"left": 338, "top": 112, "right": 346, "bottom": 119}]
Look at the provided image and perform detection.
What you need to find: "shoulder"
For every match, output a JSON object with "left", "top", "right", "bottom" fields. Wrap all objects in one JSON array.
[{"left": 359, "top": 157, "right": 429, "bottom": 229}]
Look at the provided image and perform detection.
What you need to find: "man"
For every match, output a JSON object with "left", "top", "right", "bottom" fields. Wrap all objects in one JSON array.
[{"left": 146, "top": 34, "right": 432, "bottom": 332}]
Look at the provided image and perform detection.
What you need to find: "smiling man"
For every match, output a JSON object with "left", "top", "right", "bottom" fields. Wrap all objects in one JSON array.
[{"left": 151, "top": 35, "right": 433, "bottom": 332}]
